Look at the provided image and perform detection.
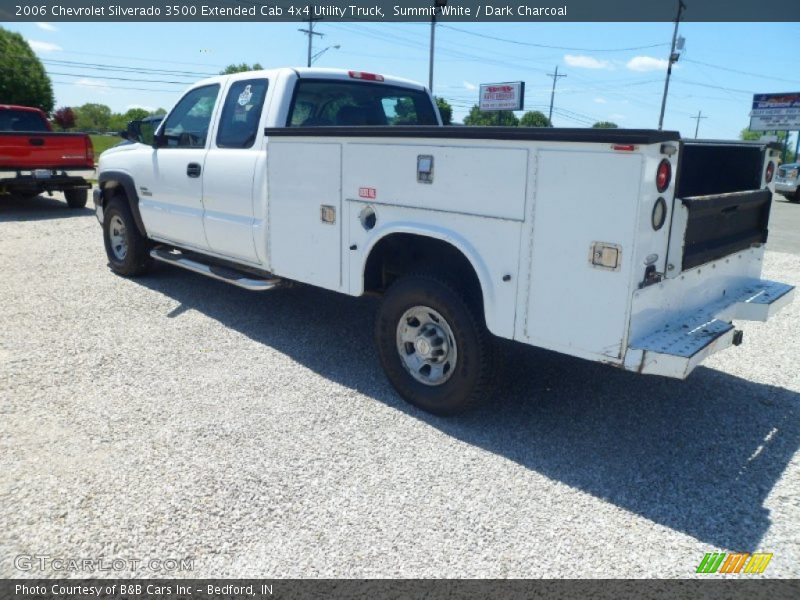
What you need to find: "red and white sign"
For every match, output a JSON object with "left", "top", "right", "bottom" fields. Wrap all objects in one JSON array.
[
  {"left": 479, "top": 81, "right": 525, "bottom": 112},
  {"left": 359, "top": 187, "right": 377, "bottom": 199}
]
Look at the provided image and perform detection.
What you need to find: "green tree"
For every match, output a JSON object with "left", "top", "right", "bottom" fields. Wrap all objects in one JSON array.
[
  {"left": 74, "top": 103, "right": 112, "bottom": 132},
  {"left": 0, "top": 27, "right": 54, "bottom": 113},
  {"left": 519, "top": 111, "right": 551, "bottom": 127},
  {"left": 592, "top": 121, "right": 619, "bottom": 129},
  {"left": 435, "top": 97, "right": 452, "bottom": 125},
  {"left": 109, "top": 108, "right": 152, "bottom": 132},
  {"left": 740, "top": 128, "right": 788, "bottom": 142},
  {"left": 463, "top": 105, "right": 518, "bottom": 126},
  {"left": 219, "top": 63, "right": 264, "bottom": 75}
]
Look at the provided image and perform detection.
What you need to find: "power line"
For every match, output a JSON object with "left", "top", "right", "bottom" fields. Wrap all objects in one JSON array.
[
  {"left": 440, "top": 24, "right": 670, "bottom": 52},
  {"left": 44, "top": 71, "right": 192, "bottom": 85},
  {"left": 683, "top": 58, "right": 798, "bottom": 84},
  {"left": 50, "top": 79, "right": 180, "bottom": 94},
  {"left": 5, "top": 54, "right": 216, "bottom": 78}
]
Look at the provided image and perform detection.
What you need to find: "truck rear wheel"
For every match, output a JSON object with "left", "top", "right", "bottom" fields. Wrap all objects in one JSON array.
[
  {"left": 64, "top": 188, "right": 88, "bottom": 209},
  {"left": 375, "top": 273, "right": 493, "bottom": 416},
  {"left": 103, "top": 196, "right": 153, "bottom": 276}
]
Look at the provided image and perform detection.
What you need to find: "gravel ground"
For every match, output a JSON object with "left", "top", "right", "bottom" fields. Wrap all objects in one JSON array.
[{"left": 1, "top": 193, "right": 798, "bottom": 578}]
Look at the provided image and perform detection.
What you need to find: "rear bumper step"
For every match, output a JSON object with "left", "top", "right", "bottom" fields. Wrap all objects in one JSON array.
[
  {"left": 624, "top": 279, "right": 794, "bottom": 378},
  {"left": 150, "top": 247, "right": 281, "bottom": 291}
]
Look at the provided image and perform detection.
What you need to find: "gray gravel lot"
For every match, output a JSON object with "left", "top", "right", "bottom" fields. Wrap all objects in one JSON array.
[{"left": 1, "top": 192, "right": 799, "bottom": 578}]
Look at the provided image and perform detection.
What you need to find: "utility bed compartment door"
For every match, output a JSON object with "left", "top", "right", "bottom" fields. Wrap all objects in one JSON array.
[
  {"left": 679, "top": 189, "right": 771, "bottom": 271},
  {"left": 524, "top": 149, "right": 642, "bottom": 359},
  {"left": 342, "top": 142, "right": 528, "bottom": 221},
  {"left": 268, "top": 141, "right": 343, "bottom": 291}
]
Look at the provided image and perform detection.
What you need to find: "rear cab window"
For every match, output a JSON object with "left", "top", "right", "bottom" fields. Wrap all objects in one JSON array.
[
  {"left": 0, "top": 109, "right": 49, "bottom": 132},
  {"left": 216, "top": 78, "right": 269, "bottom": 148},
  {"left": 287, "top": 80, "right": 437, "bottom": 127}
]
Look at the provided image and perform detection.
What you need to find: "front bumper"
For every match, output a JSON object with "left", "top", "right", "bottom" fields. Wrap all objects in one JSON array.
[{"left": 775, "top": 181, "right": 798, "bottom": 195}]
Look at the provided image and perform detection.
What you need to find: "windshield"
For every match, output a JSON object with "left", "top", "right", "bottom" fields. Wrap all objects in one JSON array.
[{"left": 0, "top": 109, "right": 49, "bottom": 132}]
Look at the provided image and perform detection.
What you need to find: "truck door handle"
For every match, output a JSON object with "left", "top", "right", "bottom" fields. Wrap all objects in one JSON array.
[
  {"left": 29, "top": 138, "right": 45, "bottom": 146},
  {"left": 186, "top": 163, "right": 202, "bottom": 178}
]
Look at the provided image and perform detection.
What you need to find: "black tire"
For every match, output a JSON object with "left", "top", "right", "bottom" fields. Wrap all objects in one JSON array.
[
  {"left": 375, "top": 272, "right": 493, "bottom": 416},
  {"left": 64, "top": 188, "right": 88, "bottom": 208},
  {"left": 103, "top": 196, "right": 153, "bottom": 276}
]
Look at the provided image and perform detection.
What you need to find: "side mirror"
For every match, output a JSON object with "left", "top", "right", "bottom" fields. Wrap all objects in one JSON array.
[{"left": 124, "top": 119, "right": 143, "bottom": 143}]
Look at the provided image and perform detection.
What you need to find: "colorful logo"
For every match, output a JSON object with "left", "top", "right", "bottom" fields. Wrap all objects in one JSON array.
[{"left": 696, "top": 553, "right": 773, "bottom": 574}]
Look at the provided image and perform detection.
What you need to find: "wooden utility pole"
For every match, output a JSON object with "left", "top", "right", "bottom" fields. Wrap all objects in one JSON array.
[
  {"left": 691, "top": 110, "right": 707, "bottom": 138},
  {"left": 547, "top": 66, "right": 567, "bottom": 124}
]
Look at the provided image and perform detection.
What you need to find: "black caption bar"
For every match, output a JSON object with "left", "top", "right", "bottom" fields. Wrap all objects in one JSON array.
[
  {"left": 3, "top": 580, "right": 800, "bottom": 600},
  {"left": 0, "top": 0, "right": 798, "bottom": 22}
]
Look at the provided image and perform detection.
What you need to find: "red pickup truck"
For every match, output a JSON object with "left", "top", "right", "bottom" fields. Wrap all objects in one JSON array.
[{"left": 1, "top": 104, "right": 94, "bottom": 208}]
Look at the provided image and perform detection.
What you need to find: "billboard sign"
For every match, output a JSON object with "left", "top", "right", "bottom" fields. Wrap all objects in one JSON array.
[
  {"left": 479, "top": 82, "right": 525, "bottom": 111},
  {"left": 749, "top": 92, "right": 800, "bottom": 131}
]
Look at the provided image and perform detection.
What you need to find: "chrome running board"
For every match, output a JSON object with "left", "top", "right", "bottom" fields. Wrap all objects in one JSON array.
[{"left": 150, "top": 247, "right": 281, "bottom": 291}]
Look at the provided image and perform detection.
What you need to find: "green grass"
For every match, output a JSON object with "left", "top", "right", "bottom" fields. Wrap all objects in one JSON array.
[{"left": 89, "top": 134, "right": 122, "bottom": 157}]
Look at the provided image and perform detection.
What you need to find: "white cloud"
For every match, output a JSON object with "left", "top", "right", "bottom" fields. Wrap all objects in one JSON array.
[
  {"left": 463, "top": 81, "right": 477, "bottom": 91},
  {"left": 610, "top": 113, "right": 626, "bottom": 121},
  {"left": 74, "top": 78, "right": 110, "bottom": 94},
  {"left": 564, "top": 54, "right": 610, "bottom": 70},
  {"left": 594, "top": 97, "right": 607, "bottom": 104},
  {"left": 125, "top": 104, "right": 155, "bottom": 112},
  {"left": 35, "top": 22, "right": 58, "bottom": 32},
  {"left": 626, "top": 56, "right": 669, "bottom": 72},
  {"left": 26, "top": 39, "right": 62, "bottom": 53}
]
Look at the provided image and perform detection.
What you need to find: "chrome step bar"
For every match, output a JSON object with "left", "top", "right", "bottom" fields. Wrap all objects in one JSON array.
[{"left": 150, "top": 247, "right": 281, "bottom": 291}]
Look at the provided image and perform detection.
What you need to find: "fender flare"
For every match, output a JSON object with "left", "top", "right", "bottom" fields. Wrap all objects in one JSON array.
[
  {"left": 97, "top": 170, "right": 147, "bottom": 236},
  {"left": 359, "top": 223, "right": 496, "bottom": 315}
]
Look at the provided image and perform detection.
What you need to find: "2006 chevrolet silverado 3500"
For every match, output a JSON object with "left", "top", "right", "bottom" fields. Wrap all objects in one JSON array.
[{"left": 93, "top": 68, "right": 795, "bottom": 415}]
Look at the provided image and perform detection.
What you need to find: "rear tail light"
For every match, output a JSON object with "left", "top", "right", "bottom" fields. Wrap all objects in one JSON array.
[
  {"left": 86, "top": 137, "right": 95, "bottom": 164},
  {"left": 348, "top": 70, "right": 384, "bottom": 82},
  {"left": 656, "top": 159, "right": 672, "bottom": 193},
  {"left": 765, "top": 161, "right": 775, "bottom": 183}
]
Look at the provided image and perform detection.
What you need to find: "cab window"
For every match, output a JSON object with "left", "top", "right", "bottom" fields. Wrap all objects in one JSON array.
[
  {"left": 287, "top": 80, "right": 437, "bottom": 127},
  {"left": 162, "top": 84, "right": 220, "bottom": 148},
  {"left": 216, "top": 78, "right": 268, "bottom": 149}
]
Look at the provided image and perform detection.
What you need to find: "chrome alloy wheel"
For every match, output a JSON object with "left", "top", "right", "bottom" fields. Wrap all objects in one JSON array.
[
  {"left": 108, "top": 214, "right": 128, "bottom": 261},
  {"left": 396, "top": 305, "right": 458, "bottom": 386}
]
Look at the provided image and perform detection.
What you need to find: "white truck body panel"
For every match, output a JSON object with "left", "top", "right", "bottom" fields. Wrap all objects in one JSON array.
[{"left": 96, "top": 67, "right": 794, "bottom": 384}]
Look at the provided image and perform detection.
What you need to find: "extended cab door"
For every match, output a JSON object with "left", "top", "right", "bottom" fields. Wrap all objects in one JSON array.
[
  {"left": 137, "top": 84, "right": 220, "bottom": 249},
  {"left": 201, "top": 78, "right": 269, "bottom": 263}
]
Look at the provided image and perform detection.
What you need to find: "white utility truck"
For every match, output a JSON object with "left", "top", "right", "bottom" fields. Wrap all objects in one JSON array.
[{"left": 94, "top": 68, "right": 794, "bottom": 415}]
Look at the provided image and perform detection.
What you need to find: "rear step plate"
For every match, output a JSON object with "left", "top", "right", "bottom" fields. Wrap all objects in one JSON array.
[
  {"left": 150, "top": 247, "right": 280, "bottom": 291},
  {"left": 625, "top": 279, "right": 794, "bottom": 378}
]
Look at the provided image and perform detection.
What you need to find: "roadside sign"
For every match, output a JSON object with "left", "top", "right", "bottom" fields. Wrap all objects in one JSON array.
[
  {"left": 479, "top": 82, "right": 525, "bottom": 111},
  {"left": 749, "top": 92, "right": 800, "bottom": 131}
]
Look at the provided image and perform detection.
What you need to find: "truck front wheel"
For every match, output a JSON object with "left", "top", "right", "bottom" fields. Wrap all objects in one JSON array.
[
  {"left": 375, "top": 273, "right": 493, "bottom": 416},
  {"left": 64, "top": 188, "right": 88, "bottom": 209},
  {"left": 103, "top": 196, "right": 153, "bottom": 276}
]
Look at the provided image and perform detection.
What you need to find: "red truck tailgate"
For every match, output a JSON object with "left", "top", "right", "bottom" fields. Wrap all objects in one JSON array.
[{"left": 0, "top": 132, "right": 94, "bottom": 170}]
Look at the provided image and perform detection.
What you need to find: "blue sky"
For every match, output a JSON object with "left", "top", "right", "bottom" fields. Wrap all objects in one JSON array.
[{"left": 5, "top": 19, "right": 799, "bottom": 143}]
